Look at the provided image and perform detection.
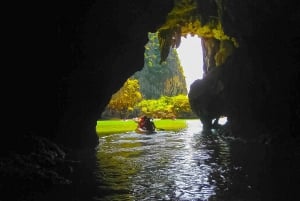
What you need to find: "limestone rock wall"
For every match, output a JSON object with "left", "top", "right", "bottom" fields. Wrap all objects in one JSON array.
[
  {"left": 2, "top": 0, "right": 174, "bottom": 151},
  {"left": 56, "top": 0, "right": 175, "bottom": 148},
  {"left": 220, "top": 0, "right": 300, "bottom": 138},
  {"left": 189, "top": 0, "right": 300, "bottom": 139}
]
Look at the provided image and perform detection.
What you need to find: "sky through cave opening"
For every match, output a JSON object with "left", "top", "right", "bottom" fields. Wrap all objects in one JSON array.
[
  {"left": 176, "top": 34, "right": 227, "bottom": 125},
  {"left": 176, "top": 34, "right": 203, "bottom": 93}
]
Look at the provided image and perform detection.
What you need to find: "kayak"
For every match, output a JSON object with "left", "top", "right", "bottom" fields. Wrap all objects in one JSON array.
[{"left": 135, "top": 127, "right": 156, "bottom": 134}]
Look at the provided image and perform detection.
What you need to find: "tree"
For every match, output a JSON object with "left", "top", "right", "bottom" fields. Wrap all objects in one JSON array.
[
  {"left": 107, "top": 78, "right": 142, "bottom": 119},
  {"left": 171, "top": 95, "right": 193, "bottom": 118},
  {"left": 136, "top": 94, "right": 195, "bottom": 119}
]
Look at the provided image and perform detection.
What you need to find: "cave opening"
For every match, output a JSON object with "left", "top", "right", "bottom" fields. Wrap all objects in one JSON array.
[
  {"left": 99, "top": 31, "right": 201, "bottom": 122},
  {"left": 93, "top": 0, "right": 238, "bottom": 135},
  {"left": 176, "top": 33, "right": 203, "bottom": 92},
  {"left": 176, "top": 33, "right": 229, "bottom": 126}
]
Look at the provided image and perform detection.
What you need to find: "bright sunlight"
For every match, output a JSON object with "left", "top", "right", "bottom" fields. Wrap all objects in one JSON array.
[{"left": 176, "top": 34, "right": 203, "bottom": 92}]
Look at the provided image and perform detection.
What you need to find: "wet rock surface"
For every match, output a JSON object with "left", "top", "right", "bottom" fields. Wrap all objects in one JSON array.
[{"left": 0, "top": 134, "right": 76, "bottom": 201}]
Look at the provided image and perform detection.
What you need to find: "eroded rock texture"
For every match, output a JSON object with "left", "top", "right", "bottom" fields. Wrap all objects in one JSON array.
[
  {"left": 189, "top": 67, "right": 226, "bottom": 130},
  {"left": 2, "top": 0, "right": 174, "bottom": 151},
  {"left": 188, "top": 0, "right": 300, "bottom": 140}
]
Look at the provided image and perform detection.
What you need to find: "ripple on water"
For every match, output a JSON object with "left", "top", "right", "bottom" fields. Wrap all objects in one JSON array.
[{"left": 96, "top": 120, "right": 233, "bottom": 201}]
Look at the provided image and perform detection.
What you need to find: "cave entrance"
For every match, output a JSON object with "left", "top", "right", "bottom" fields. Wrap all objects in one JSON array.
[
  {"left": 100, "top": 0, "right": 237, "bottom": 124},
  {"left": 100, "top": 31, "right": 201, "bottom": 121},
  {"left": 176, "top": 34, "right": 228, "bottom": 126},
  {"left": 176, "top": 34, "right": 203, "bottom": 92}
]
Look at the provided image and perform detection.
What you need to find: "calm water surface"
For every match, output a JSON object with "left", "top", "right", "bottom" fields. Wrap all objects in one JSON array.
[
  {"left": 94, "top": 119, "right": 249, "bottom": 201},
  {"left": 36, "top": 119, "right": 297, "bottom": 201}
]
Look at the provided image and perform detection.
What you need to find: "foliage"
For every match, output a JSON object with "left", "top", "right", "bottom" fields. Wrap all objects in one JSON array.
[
  {"left": 107, "top": 78, "right": 142, "bottom": 119},
  {"left": 172, "top": 94, "right": 194, "bottom": 117},
  {"left": 136, "top": 94, "right": 195, "bottom": 119}
]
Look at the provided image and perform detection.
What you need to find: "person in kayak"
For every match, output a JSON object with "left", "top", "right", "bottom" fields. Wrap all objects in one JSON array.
[
  {"left": 144, "top": 116, "right": 156, "bottom": 132},
  {"left": 136, "top": 115, "right": 156, "bottom": 132},
  {"left": 137, "top": 115, "right": 147, "bottom": 129}
]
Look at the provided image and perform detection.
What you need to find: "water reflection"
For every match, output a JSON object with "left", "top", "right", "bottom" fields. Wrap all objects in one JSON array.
[
  {"left": 95, "top": 120, "right": 234, "bottom": 201},
  {"left": 35, "top": 119, "right": 296, "bottom": 201}
]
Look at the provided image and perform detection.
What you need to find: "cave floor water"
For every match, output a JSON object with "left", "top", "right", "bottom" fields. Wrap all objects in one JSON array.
[
  {"left": 37, "top": 119, "right": 298, "bottom": 201},
  {"left": 95, "top": 119, "right": 230, "bottom": 201}
]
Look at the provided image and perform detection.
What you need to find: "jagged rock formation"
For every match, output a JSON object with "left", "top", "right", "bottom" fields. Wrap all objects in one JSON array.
[
  {"left": 158, "top": 0, "right": 299, "bottom": 141},
  {"left": 188, "top": 67, "right": 226, "bottom": 130}
]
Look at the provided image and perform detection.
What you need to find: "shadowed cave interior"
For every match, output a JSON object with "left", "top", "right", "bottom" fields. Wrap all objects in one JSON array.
[{"left": 1, "top": 0, "right": 300, "bottom": 201}]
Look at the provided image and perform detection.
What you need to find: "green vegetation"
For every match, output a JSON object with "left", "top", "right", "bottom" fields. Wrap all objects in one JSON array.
[
  {"left": 107, "top": 78, "right": 142, "bottom": 119},
  {"left": 101, "top": 31, "right": 193, "bottom": 120},
  {"left": 96, "top": 119, "right": 187, "bottom": 135},
  {"left": 137, "top": 95, "right": 193, "bottom": 119},
  {"left": 103, "top": 93, "right": 196, "bottom": 120}
]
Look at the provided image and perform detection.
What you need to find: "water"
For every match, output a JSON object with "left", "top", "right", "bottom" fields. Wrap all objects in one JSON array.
[
  {"left": 94, "top": 120, "right": 241, "bottom": 201},
  {"left": 38, "top": 119, "right": 298, "bottom": 201}
]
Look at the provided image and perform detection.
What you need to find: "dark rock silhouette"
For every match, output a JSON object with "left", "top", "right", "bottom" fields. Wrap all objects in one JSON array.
[{"left": 189, "top": 67, "right": 226, "bottom": 130}]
